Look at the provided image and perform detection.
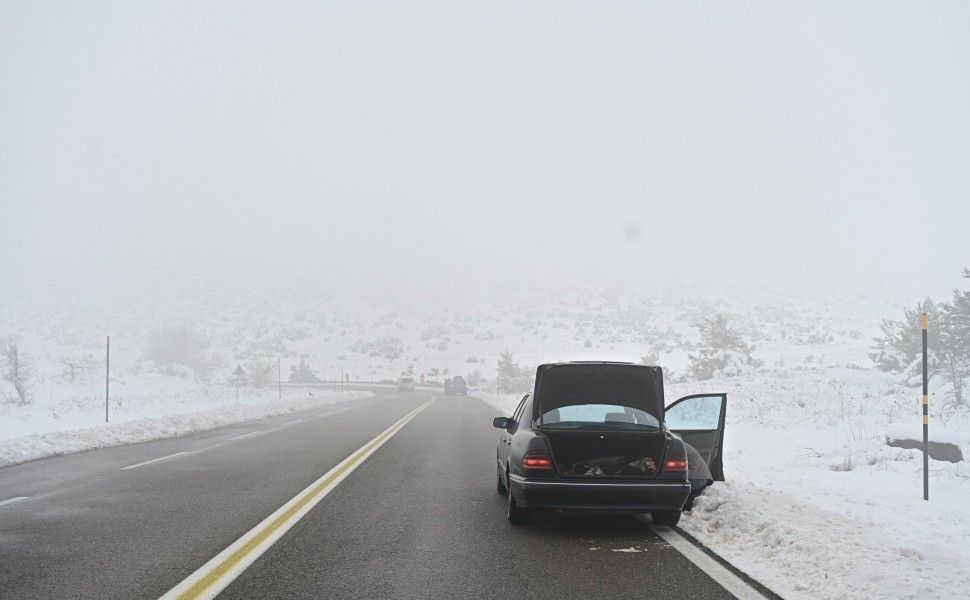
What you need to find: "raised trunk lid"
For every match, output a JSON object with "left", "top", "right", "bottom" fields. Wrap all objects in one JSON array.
[
  {"left": 533, "top": 363, "right": 667, "bottom": 479},
  {"left": 533, "top": 363, "right": 665, "bottom": 421}
]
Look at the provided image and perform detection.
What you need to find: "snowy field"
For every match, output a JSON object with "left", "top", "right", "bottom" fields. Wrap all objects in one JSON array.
[{"left": 1, "top": 278, "right": 968, "bottom": 598}]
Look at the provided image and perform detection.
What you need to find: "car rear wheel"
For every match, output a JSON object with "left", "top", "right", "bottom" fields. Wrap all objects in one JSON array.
[
  {"left": 650, "top": 509, "right": 681, "bottom": 526},
  {"left": 506, "top": 475, "right": 531, "bottom": 524}
]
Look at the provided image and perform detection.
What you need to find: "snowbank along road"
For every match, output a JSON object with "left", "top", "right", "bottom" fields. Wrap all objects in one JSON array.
[{"left": 0, "top": 389, "right": 777, "bottom": 599}]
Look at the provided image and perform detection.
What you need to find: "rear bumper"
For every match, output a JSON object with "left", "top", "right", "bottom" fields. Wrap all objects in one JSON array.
[{"left": 509, "top": 474, "right": 690, "bottom": 512}]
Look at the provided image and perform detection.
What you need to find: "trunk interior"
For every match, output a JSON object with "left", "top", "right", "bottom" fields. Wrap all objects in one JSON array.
[{"left": 541, "top": 430, "right": 666, "bottom": 478}]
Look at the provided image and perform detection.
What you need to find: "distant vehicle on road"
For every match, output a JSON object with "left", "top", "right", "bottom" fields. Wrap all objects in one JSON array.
[
  {"left": 397, "top": 376, "right": 415, "bottom": 392},
  {"left": 444, "top": 376, "right": 467, "bottom": 396},
  {"left": 493, "top": 362, "right": 725, "bottom": 525}
]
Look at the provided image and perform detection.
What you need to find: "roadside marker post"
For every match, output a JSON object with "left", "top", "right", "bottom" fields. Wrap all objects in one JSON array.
[
  {"left": 231, "top": 364, "right": 246, "bottom": 403},
  {"left": 105, "top": 335, "right": 110, "bottom": 423},
  {"left": 921, "top": 312, "right": 929, "bottom": 501}
]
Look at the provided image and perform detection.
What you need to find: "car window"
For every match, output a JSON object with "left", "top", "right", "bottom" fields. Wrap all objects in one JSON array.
[
  {"left": 665, "top": 395, "right": 723, "bottom": 430},
  {"left": 540, "top": 403, "right": 659, "bottom": 430}
]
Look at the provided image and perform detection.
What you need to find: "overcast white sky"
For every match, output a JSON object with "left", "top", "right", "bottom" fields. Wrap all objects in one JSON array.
[{"left": 2, "top": 1, "right": 968, "bottom": 295}]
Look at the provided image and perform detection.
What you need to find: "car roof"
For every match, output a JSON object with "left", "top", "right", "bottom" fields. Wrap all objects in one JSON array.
[{"left": 541, "top": 360, "right": 638, "bottom": 366}]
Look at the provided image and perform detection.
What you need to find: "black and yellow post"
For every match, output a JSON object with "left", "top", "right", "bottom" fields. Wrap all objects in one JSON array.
[{"left": 921, "top": 312, "right": 929, "bottom": 501}]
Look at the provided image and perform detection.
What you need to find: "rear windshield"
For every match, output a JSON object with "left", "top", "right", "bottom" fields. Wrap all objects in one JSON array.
[
  {"left": 534, "top": 363, "right": 664, "bottom": 422},
  {"left": 541, "top": 403, "right": 660, "bottom": 430}
]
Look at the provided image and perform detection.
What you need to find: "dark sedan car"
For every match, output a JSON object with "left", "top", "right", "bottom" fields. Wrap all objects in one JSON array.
[{"left": 493, "top": 362, "right": 726, "bottom": 525}]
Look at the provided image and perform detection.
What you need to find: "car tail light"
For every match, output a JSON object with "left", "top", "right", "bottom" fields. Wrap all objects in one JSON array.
[
  {"left": 522, "top": 454, "right": 553, "bottom": 470},
  {"left": 663, "top": 452, "right": 688, "bottom": 473}
]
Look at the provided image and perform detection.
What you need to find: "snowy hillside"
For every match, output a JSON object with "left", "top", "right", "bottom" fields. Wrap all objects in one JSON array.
[{"left": 2, "top": 278, "right": 968, "bottom": 598}]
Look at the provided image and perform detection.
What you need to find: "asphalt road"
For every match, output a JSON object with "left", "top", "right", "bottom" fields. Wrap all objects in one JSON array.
[{"left": 0, "top": 390, "right": 759, "bottom": 599}]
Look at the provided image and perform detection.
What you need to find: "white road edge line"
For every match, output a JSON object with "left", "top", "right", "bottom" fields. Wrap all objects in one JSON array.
[
  {"left": 227, "top": 431, "right": 263, "bottom": 441},
  {"left": 121, "top": 451, "right": 192, "bottom": 471},
  {"left": 160, "top": 396, "right": 436, "bottom": 600},
  {"left": 277, "top": 418, "right": 305, "bottom": 427},
  {"left": 649, "top": 525, "right": 770, "bottom": 600},
  {"left": 0, "top": 496, "right": 28, "bottom": 507}
]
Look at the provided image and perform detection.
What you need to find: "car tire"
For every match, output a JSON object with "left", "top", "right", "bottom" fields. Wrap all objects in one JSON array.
[
  {"left": 506, "top": 475, "right": 531, "bottom": 524},
  {"left": 650, "top": 510, "right": 681, "bottom": 526},
  {"left": 496, "top": 464, "right": 507, "bottom": 495}
]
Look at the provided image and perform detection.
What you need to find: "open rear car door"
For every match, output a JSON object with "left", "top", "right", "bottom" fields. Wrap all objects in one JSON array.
[{"left": 664, "top": 394, "right": 727, "bottom": 481}]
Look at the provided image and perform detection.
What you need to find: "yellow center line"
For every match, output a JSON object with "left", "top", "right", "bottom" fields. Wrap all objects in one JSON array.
[{"left": 163, "top": 397, "right": 434, "bottom": 600}]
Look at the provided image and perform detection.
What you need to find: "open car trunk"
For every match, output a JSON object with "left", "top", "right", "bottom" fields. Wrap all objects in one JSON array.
[
  {"left": 542, "top": 430, "right": 667, "bottom": 478},
  {"left": 534, "top": 363, "right": 667, "bottom": 479}
]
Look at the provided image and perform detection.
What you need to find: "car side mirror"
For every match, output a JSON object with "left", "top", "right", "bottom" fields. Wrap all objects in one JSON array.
[{"left": 493, "top": 417, "right": 511, "bottom": 429}]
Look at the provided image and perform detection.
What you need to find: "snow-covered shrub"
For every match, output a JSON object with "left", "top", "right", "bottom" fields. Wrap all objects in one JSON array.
[
  {"left": 289, "top": 356, "right": 320, "bottom": 383},
  {"left": 246, "top": 335, "right": 288, "bottom": 358},
  {"left": 348, "top": 336, "right": 404, "bottom": 360},
  {"left": 59, "top": 353, "right": 100, "bottom": 383},
  {"left": 0, "top": 337, "right": 34, "bottom": 405},
  {"left": 639, "top": 348, "right": 661, "bottom": 366},
  {"left": 686, "top": 314, "right": 760, "bottom": 380},
  {"left": 420, "top": 325, "right": 448, "bottom": 341},
  {"left": 466, "top": 369, "right": 483, "bottom": 387},
  {"left": 144, "top": 324, "right": 212, "bottom": 380},
  {"left": 247, "top": 359, "right": 276, "bottom": 388}
]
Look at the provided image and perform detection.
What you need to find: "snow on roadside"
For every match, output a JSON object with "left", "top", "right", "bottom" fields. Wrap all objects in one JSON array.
[
  {"left": 471, "top": 388, "right": 970, "bottom": 599},
  {"left": 0, "top": 390, "right": 373, "bottom": 468},
  {"left": 474, "top": 391, "right": 522, "bottom": 416},
  {"left": 681, "top": 481, "right": 970, "bottom": 600}
]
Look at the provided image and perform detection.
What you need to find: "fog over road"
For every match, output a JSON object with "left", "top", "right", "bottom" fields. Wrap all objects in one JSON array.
[{"left": 1, "top": 391, "right": 772, "bottom": 599}]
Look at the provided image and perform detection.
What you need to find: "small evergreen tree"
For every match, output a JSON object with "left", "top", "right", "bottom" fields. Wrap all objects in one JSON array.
[
  {"left": 869, "top": 299, "right": 942, "bottom": 383},
  {"left": 870, "top": 269, "right": 970, "bottom": 404},
  {"left": 687, "top": 314, "right": 760, "bottom": 380},
  {"left": 289, "top": 357, "right": 320, "bottom": 384},
  {"left": 496, "top": 349, "right": 519, "bottom": 393},
  {"left": 145, "top": 324, "right": 212, "bottom": 381},
  {"left": 940, "top": 269, "right": 970, "bottom": 404}
]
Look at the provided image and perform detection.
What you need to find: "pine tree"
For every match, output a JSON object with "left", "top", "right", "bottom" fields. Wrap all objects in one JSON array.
[
  {"left": 687, "top": 314, "right": 759, "bottom": 380},
  {"left": 869, "top": 299, "right": 942, "bottom": 383},
  {"left": 869, "top": 269, "right": 970, "bottom": 403},
  {"left": 496, "top": 350, "right": 519, "bottom": 393},
  {"left": 289, "top": 357, "right": 320, "bottom": 384},
  {"left": 940, "top": 269, "right": 970, "bottom": 404}
]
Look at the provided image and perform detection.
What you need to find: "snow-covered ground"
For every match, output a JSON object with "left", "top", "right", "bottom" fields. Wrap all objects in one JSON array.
[
  {"left": 2, "top": 278, "right": 968, "bottom": 598},
  {"left": 0, "top": 386, "right": 372, "bottom": 468},
  {"left": 476, "top": 367, "right": 970, "bottom": 600}
]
